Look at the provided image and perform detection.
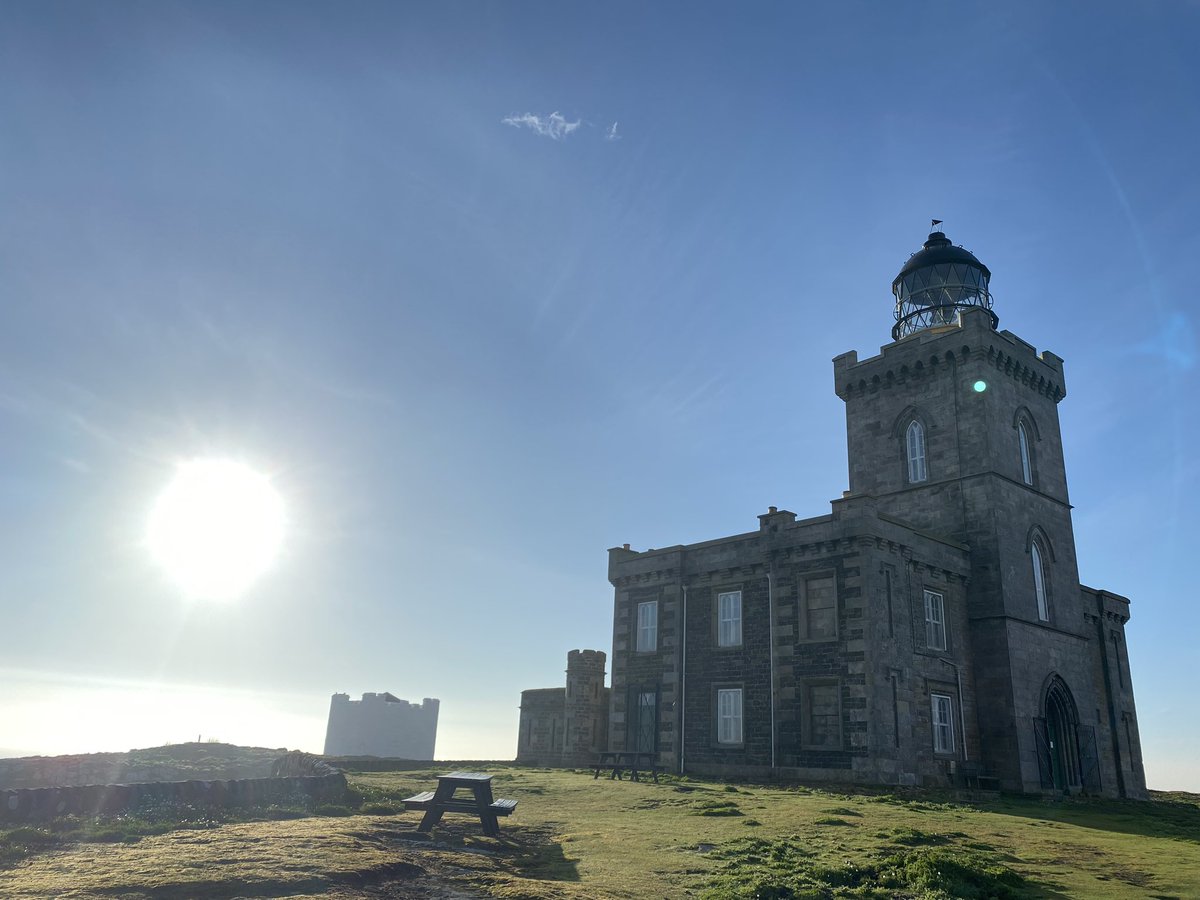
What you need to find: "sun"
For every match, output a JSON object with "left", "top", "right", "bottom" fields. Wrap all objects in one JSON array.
[{"left": 147, "top": 459, "right": 286, "bottom": 601}]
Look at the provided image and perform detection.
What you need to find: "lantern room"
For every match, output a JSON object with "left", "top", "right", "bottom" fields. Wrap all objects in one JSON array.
[{"left": 892, "top": 227, "right": 997, "bottom": 340}]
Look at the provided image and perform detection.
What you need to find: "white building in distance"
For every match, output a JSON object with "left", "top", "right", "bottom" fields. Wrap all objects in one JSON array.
[{"left": 322, "top": 693, "right": 439, "bottom": 759}]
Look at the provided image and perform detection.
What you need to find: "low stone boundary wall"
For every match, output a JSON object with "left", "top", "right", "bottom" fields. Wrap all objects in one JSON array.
[
  {"left": 323, "top": 757, "right": 512, "bottom": 772},
  {"left": 1, "top": 756, "right": 347, "bottom": 824}
]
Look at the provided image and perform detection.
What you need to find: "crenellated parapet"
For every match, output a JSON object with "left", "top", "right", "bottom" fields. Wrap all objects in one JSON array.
[
  {"left": 834, "top": 308, "right": 1065, "bottom": 403},
  {"left": 609, "top": 497, "right": 970, "bottom": 591},
  {"left": 985, "top": 342, "right": 1065, "bottom": 402}
]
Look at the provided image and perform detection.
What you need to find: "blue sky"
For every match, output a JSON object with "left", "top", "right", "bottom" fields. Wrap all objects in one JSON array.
[{"left": 1, "top": 2, "right": 1196, "bottom": 789}]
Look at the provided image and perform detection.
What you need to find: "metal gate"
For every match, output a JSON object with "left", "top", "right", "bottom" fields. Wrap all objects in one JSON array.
[
  {"left": 1076, "top": 724, "right": 1102, "bottom": 793},
  {"left": 629, "top": 687, "right": 657, "bottom": 753},
  {"left": 1033, "top": 718, "right": 1054, "bottom": 788}
]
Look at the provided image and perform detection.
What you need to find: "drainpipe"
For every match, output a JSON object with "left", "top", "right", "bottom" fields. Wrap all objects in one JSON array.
[
  {"left": 679, "top": 583, "right": 688, "bottom": 775},
  {"left": 940, "top": 657, "right": 969, "bottom": 762},
  {"left": 768, "top": 567, "right": 777, "bottom": 770}
]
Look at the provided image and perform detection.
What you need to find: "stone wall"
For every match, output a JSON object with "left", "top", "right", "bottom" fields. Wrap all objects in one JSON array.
[
  {"left": 563, "top": 650, "right": 610, "bottom": 766},
  {"left": 517, "top": 650, "right": 610, "bottom": 766},
  {"left": 0, "top": 752, "right": 346, "bottom": 824},
  {"left": 0, "top": 743, "right": 284, "bottom": 791}
]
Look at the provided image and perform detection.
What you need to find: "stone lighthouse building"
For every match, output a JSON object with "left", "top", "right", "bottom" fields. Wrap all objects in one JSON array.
[{"left": 605, "top": 228, "right": 1147, "bottom": 796}]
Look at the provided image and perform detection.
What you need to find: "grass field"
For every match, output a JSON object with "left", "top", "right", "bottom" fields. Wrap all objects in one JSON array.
[{"left": 1, "top": 765, "right": 1196, "bottom": 898}]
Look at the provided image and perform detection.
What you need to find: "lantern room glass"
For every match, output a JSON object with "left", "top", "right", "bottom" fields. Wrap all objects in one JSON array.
[{"left": 892, "top": 232, "right": 997, "bottom": 340}]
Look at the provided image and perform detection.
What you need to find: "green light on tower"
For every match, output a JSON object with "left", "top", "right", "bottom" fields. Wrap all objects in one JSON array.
[{"left": 973, "top": 380, "right": 988, "bottom": 393}]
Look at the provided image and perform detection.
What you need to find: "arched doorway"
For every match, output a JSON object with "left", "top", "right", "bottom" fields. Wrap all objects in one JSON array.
[
  {"left": 1044, "top": 680, "right": 1077, "bottom": 789},
  {"left": 1033, "top": 676, "right": 1099, "bottom": 792}
]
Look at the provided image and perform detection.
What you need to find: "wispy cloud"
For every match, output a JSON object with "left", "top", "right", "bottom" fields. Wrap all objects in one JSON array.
[
  {"left": 501, "top": 111, "right": 581, "bottom": 141},
  {"left": 59, "top": 457, "right": 92, "bottom": 474},
  {"left": 606, "top": 121, "right": 620, "bottom": 142},
  {"left": 1129, "top": 311, "right": 1196, "bottom": 372}
]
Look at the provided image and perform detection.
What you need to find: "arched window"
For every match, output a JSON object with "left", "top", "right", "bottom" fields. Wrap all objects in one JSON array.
[
  {"left": 1032, "top": 539, "right": 1049, "bottom": 621},
  {"left": 906, "top": 420, "right": 927, "bottom": 483},
  {"left": 1018, "top": 420, "right": 1033, "bottom": 486}
]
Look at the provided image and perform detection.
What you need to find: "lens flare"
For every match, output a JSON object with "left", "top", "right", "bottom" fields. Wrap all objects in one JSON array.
[{"left": 147, "top": 459, "right": 285, "bottom": 601}]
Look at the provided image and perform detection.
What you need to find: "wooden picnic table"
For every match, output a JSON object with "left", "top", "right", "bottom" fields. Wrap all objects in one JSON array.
[
  {"left": 402, "top": 771, "right": 517, "bottom": 837},
  {"left": 592, "top": 751, "right": 661, "bottom": 783}
]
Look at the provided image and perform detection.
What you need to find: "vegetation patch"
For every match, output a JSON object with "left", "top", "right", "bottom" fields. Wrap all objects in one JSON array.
[
  {"left": 820, "top": 807, "right": 863, "bottom": 818},
  {"left": 692, "top": 799, "right": 743, "bottom": 817},
  {"left": 700, "top": 836, "right": 1029, "bottom": 899},
  {"left": 0, "top": 826, "right": 57, "bottom": 867},
  {"left": 359, "top": 802, "right": 399, "bottom": 815},
  {"left": 886, "top": 826, "right": 951, "bottom": 846}
]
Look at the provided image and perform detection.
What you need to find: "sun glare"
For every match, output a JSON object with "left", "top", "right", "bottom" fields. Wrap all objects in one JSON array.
[{"left": 147, "top": 459, "right": 286, "bottom": 601}]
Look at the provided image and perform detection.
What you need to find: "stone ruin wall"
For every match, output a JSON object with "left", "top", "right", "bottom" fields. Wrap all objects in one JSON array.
[
  {"left": 0, "top": 750, "right": 346, "bottom": 824},
  {"left": 0, "top": 745, "right": 283, "bottom": 790},
  {"left": 517, "top": 649, "right": 610, "bottom": 767}
]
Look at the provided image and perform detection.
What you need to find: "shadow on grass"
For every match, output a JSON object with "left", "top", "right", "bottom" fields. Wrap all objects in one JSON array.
[
  {"left": 983, "top": 791, "right": 1200, "bottom": 845},
  {"left": 501, "top": 825, "right": 581, "bottom": 882},
  {"left": 83, "top": 861, "right": 427, "bottom": 898},
  {"left": 427, "top": 821, "right": 580, "bottom": 883}
]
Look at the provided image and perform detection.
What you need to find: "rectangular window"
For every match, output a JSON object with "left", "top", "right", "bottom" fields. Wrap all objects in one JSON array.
[
  {"left": 924, "top": 590, "right": 947, "bottom": 651},
  {"left": 931, "top": 693, "right": 955, "bottom": 754},
  {"left": 717, "top": 590, "right": 742, "bottom": 647},
  {"left": 803, "top": 575, "right": 837, "bottom": 640},
  {"left": 636, "top": 601, "right": 658, "bottom": 652},
  {"left": 802, "top": 680, "right": 842, "bottom": 748},
  {"left": 717, "top": 688, "right": 743, "bottom": 744}
]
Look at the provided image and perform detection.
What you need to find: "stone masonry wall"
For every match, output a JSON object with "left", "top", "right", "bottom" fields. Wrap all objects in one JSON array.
[
  {"left": 517, "top": 650, "right": 610, "bottom": 767},
  {"left": 516, "top": 688, "right": 565, "bottom": 766},
  {"left": 609, "top": 497, "right": 979, "bottom": 786},
  {"left": 0, "top": 752, "right": 346, "bottom": 824},
  {"left": 563, "top": 650, "right": 609, "bottom": 766}
]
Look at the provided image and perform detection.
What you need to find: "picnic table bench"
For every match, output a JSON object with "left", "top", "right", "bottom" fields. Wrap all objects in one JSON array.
[
  {"left": 592, "top": 751, "right": 661, "bottom": 783},
  {"left": 402, "top": 771, "right": 517, "bottom": 837}
]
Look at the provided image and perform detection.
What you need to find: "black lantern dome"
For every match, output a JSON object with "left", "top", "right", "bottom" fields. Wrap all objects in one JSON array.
[{"left": 892, "top": 228, "right": 997, "bottom": 340}]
